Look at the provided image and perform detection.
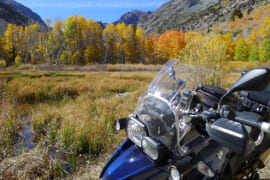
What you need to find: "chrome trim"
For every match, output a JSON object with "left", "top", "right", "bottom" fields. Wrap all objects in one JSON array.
[
  {"left": 129, "top": 116, "right": 145, "bottom": 128},
  {"left": 255, "top": 131, "right": 264, "bottom": 146},
  {"left": 261, "top": 122, "right": 270, "bottom": 133}
]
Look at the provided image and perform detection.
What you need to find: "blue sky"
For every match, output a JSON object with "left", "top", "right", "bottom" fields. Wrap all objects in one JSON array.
[{"left": 16, "top": 0, "right": 168, "bottom": 24}]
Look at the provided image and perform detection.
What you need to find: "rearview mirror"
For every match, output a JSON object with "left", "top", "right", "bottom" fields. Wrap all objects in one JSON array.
[
  {"left": 224, "top": 68, "right": 270, "bottom": 97},
  {"left": 228, "top": 68, "right": 270, "bottom": 94},
  {"left": 219, "top": 68, "right": 270, "bottom": 109}
]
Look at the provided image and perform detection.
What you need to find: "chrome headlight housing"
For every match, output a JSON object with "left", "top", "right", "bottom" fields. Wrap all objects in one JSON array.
[{"left": 127, "top": 117, "right": 147, "bottom": 147}]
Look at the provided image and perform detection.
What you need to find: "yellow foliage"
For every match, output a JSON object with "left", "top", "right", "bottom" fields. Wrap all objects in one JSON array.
[
  {"left": 223, "top": 33, "right": 236, "bottom": 60},
  {"left": 178, "top": 34, "right": 228, "bottom": 86},
  {"left": 15, "top": 55, "right": 22, "bottom": 65}
]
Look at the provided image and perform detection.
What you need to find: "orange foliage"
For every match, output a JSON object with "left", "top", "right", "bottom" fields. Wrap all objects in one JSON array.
[{"left": 158, "top": 30, "right": 186, "bottom": 61}]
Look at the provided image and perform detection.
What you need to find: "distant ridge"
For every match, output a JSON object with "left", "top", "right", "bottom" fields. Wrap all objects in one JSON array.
[
  {"left": 113, "top": 10, "right": 152, "bottom": 26},
  {"left": 0, "top": 0, "right": 46, "bottom": 34}
]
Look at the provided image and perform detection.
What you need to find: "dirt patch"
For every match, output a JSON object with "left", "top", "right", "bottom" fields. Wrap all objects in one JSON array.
[{"left": 259, "top": 156, "right": 270, "bottom": 179}]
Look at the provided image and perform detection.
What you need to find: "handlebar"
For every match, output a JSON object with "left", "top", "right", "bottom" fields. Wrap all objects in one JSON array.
[
  {"left": 234, "top": 113, "right": 270, "bottom": 133},
  {"left": 189, "top": 109, "right": 270, "bottom": 133}
]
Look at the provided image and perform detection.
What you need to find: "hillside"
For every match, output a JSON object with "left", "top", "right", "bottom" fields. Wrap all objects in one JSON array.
[
  {"left": 0, "top": 0, "right": 46, "bottom": 34},
  {"left": 113, "top": 10, "right": 152, "bottom": 26},
  {"left": 0, "top": 1, "right": 28, "bottom": 33},
  {"left": 112, "top": 0, "right": 266, "bottom": 34},
  {"left": 138, "top": 0, "right": 219, "bottom": 33}
]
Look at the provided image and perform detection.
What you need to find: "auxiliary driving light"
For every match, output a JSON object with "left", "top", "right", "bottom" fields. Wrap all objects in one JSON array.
[{"left": 169, "top": 166, "right": 181, "bottom": 180}]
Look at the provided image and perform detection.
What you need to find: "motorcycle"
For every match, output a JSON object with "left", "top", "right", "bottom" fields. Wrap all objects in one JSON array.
[{"left": 99, "top": 59, "right": 270, "bottom": 180}]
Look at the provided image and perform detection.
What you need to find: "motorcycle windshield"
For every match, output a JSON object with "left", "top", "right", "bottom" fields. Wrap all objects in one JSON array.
[{"left": 135, "top": 59, "right": 214, "bottom": 150}]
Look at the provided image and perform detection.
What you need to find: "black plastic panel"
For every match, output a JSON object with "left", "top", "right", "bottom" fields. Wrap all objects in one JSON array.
[{"left": 206, "top": 118, "right": 255, "bottom": 154}]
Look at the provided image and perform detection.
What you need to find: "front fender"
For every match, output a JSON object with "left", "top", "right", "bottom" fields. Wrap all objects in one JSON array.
[{"left": 100, "top": 139, "right": 169, "bottom": 180}]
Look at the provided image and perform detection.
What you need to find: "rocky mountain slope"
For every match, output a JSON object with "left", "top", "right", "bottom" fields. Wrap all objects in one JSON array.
[
  {"left": 113, "top": 0, "right": 266, "bottom": 34},
  {"left": 113, "top": 10, "right": 152, "bottom": 26},
  {"left": 0, "top": 0, "right": 46, "bottom": 34}
]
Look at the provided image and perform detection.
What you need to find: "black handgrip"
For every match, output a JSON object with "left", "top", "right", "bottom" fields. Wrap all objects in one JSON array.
[
  {"left": 233, "top": 111, "right": 270, "bottom": 133},
  {"left": 234, "top": 115, "right": 262, "bottom": 129}
]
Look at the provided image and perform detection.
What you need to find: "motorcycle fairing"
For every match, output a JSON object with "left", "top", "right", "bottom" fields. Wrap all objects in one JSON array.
[{"left": 100, "top": 139, "right": 169, "bottom": 180}]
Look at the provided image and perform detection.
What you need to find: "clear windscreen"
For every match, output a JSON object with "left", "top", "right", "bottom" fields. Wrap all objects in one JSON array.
[{"left": 135, "top": 59, "right": 215, "bottom": 150}]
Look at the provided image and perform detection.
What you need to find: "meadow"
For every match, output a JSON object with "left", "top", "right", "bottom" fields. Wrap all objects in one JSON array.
[
  {"left": 0, "top": 66, "right": 157, "bottom": 179},
  {"left": 0, "top": 62, "right": 269, "bottom": 179}
]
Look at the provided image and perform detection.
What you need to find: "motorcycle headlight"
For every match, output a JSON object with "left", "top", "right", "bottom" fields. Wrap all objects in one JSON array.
[
  {"left": 141, "top": 137, "right": 168, "bottom": 162},
  {"left": 127, "top": 117, "right": 147, "bottom": 147},
  {"left": 142, "top": 137, "right": 159, "bottom": 160}
]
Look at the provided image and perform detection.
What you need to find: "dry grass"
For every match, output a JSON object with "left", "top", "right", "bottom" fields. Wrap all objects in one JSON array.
[
  {"left": 0, "top": 62, "right": 269, "bottom": 179},
  {"left": 227, "top": 61, "right": 259, "bottom": 72},
  {"left": 0, "top": 70, "right": 156, "bottom": 179},
  {"left": 4, "top": 63, "right": 162, "bottom": 72}
]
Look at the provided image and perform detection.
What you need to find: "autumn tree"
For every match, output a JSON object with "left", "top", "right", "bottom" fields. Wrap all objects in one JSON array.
[
  {"left": 0, "top": 35, "right": 8, "bottom": 63},
  {"left": 84, "top": 19, "right": 104, "bottom": 64},
  {"left": 234, "top": 38, "right": 249, "bottom": 61},
  {"left": 222, "top": 33, "right": 236, "bottom": 60},
  {"left": 125, "top": 25, "right": 137, "bottom": 63},
  {"left": 4, "top": 24, "right": 20, "bottom": 63},
  {"left": 248, "top": 45, "right": 259, "bottom": 62},
  {"left": 178, "top": 34, "right": 228, "bottom": 86},
  {"left": 28, "top": 23, "right": 41, "bottom": 64},
  {"left": 136, "top": 27, "right": 145, "bottom": 63},
  {"left": 116, "top": 23, "right": 127, "bottom": 64},
  {"left": 51, "top": 20, "right": 65, "bottom": 64},
  {"left": 103, "top": 24, "right": 117, "bottom": 63},
  {"left": 246, "top": 30, "right": 259, "bottom": 47},
  {"left": 145, "top": 32, "right": 159, "bottom": 64},
  {"left": 259, "top": 39, "right": 270, "bottom": 62},
  {"left": 261, "top": 16, "right": 270, "bottom": 38},
  {"left": 158, "top": 30, "right": 186, "bottom": 63}
]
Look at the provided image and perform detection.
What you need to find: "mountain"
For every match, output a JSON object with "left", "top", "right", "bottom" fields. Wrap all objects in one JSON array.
[
  {"left": 0, "top": 0, "right": 46, "bottom": 34},
  {"left": 113, "top": 10, "right": 152, "bottom": 26},
  {"left": 113, "top": 0, "right": 263, "bottom": 34},
  {"left": 138, "top": 0, "right": 220, "bottom": 33}
]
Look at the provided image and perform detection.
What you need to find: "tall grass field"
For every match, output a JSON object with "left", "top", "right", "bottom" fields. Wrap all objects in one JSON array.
[
  {"left": 0, "top": 69, "right": 156, "bottom": 179},
  {"left": 1, "top": 62, "right": 270, "bottom": 179}
]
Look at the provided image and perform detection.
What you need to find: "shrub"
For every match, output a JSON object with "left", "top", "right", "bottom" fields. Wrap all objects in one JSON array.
[
  {"left": 247, "top": 7, "right": 253, "bottom": 15},
  {"left": 60, "top": 51, "right": 68, "bottom": 64},
  {"left": 15, "top": 55, "right": 22, "bottom": 65},
  {"left": 0, "top": 59, "right": 6, "bottom": 67},
  {"left": 231, "top": 28, "right": 243, "bottom": 37},
  {"left": 231, "top": 9, "right": 243, "bottom": 21}
]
